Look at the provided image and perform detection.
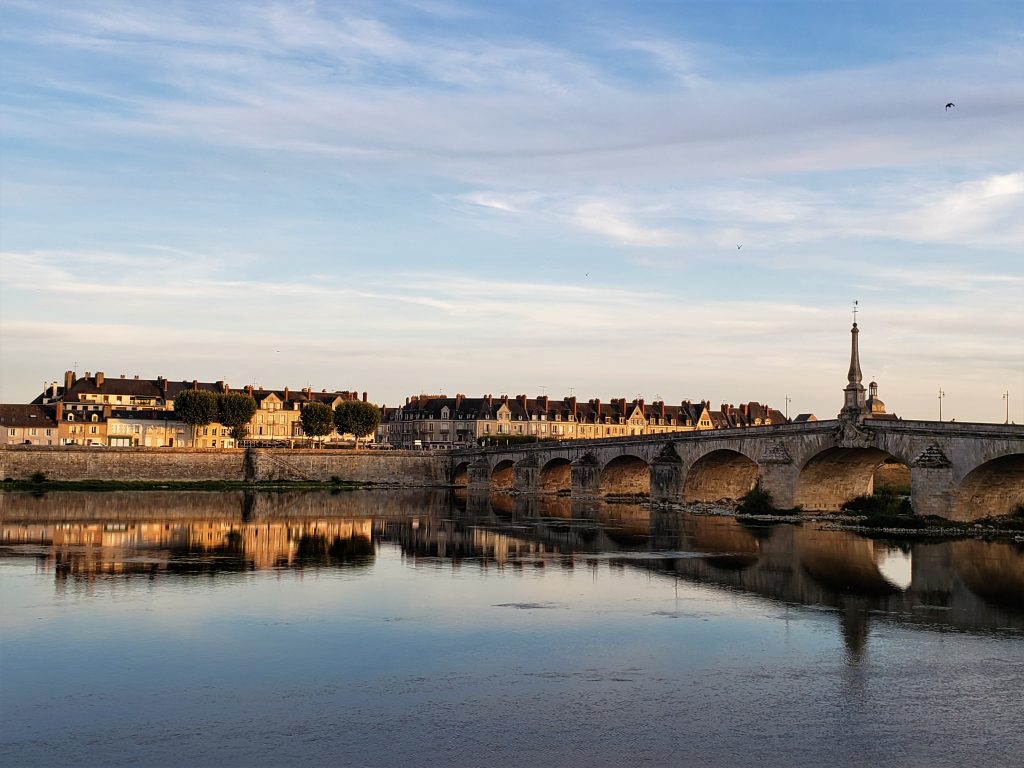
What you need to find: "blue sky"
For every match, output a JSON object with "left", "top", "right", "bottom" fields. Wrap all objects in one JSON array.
[{"left": 1, "top": 0, "right": 1022, "bottom": 422}]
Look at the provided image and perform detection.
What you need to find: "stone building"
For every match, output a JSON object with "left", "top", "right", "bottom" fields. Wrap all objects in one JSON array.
[
  {"left": 382, "top": 393, "right": 788, "bottom": 449},
  {"left": 0, "top": 404, "right": 58, "bottom": 446}
]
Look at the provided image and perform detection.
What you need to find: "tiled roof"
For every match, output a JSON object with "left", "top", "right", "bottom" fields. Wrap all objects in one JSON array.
[{"left": 0, "top": 404, "right": 58, "bottom": 428}]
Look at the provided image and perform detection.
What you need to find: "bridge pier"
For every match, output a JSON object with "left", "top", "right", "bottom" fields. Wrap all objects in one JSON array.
[
  {"left": 757, "top": 462, "right": 799, "bottom": 510},
  {"left": 571, "top": 454, "right": 601, "bottom": 498},
  {"left": 650, "top": 447, "right": 683, "bottom": 501},
  {"left": 513, "top": 456, "right": 540, "bottom": 493},
  {"left": 909, "top": 465, "right": 956, "bottom": 518},
  {"left": 467, "top": 458, "right": 491, "bottom": 491}
]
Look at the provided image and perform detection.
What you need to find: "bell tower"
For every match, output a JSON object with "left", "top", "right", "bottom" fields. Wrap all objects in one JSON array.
[{"left": 839, "top": 307, "right": 866, "bottom": 421}]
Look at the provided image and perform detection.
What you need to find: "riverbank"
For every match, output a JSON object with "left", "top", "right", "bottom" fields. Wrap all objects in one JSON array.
[{"left": 653, "top": 500, "right": 1024, "bottom": 541}]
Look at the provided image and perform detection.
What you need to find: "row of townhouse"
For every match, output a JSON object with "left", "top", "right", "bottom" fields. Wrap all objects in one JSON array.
[
  {"left": 0, "top": 370, "right": 364, "bottom": 448},
  {"left": 378, "top": 393, "right": 799, "bottom": 449}
]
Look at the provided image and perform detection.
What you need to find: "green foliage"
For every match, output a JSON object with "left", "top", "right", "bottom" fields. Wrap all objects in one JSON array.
[
  {"left": 30, "top": 471, "right": 47, "bottom": 483},
  {"left": 333, "top": 400, "right": 381, "bottom": 446},
  {"left": 736, "top": 484, "right": 785, "bottom": 515},
  {"left": 841, "top": 488, "right": 913, "bottom": 517},
  {"left": 300, "top": 402, "right": 334, "bottom": 442},
  {"left": 218, "top": 393, "right": 257, "bottom": 440},
  {"left": 174, "top": 389, "right": 219, "bottom": 427}
]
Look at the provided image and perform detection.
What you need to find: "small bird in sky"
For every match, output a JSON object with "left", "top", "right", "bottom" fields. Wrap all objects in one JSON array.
[
  {"left": 737, "top": 244, "right": 743, "bottom": 250},
  {"left": 945, "top": 102, "right": 955, "bottom": 110}
]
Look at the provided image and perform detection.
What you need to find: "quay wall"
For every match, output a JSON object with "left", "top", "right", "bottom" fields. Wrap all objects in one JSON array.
[{"left": 0, "top": 446, "right": 450, "bottom": 486}]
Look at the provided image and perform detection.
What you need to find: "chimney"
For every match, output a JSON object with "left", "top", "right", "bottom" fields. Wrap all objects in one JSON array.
[
  {"left": 85, "top": 371, "right": 91, "bottom": 379},
  {"left": 501, "top": 394, "right": 508, "bottom": 403},
  {"left": 216, "top": 380, "right": 225, "bottom": 393},
  {"left": 486, "top": 394, "right": 493, "bottom": 407},
  {"left": 247, "top": 385, "right": 254, "bottom": 396},
  {"left": 638, "top": 398, "right": 645, "bottom": 411},
  {"left": 362, "top": 391, "right": 368, "bottom": 402},
  {"left": 539, "top": 395, "right": 548, "bottom": 411},
  {"left": 283, "top": 386, "right": 289, "bottom": 400},
  {"left": 224, "top": 383, "right": 230, "bottom": 393},
  {"left": 517, "top": 394, "right": 527, "bottom": 410},
  {"left": 120, "top": 374, "right": 125, "bottom": 379},
  {"left": 406, "top": 396, "right": 411, "bottom": 405},
  {"left": 55, "top": 401, "right": 63, "bottom": 420},
  {"left": 102, "top": 405, "right": 111, "bottom": 418},
  {"left": 64, "top": 370, "right": 76, "bottom": 389},
  {"left": 594, "top": 398, "right": 601, "bottom": 420},
  {"left": 192, "top": 380, "right": 198, "bottom": 390},
  {"left": 303, "top": 387, "right": 312, "bottom": 397},
  {"left": 456, "top": 393, "right": 465, "bottom": 408},
  {"left": 95, "top": 372, "right": 104, "bottom": 387}
]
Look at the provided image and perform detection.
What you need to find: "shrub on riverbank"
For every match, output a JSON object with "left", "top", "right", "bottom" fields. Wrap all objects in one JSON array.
[
  {"left": 842, "top": 488, "right": 912, "bottom": 517},
  {"left": 736, "top": 484, "right": 797, "bottom": 516}
]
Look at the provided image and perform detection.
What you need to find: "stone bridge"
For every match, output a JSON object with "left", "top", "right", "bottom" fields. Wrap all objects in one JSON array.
[{"left": 450, "top": 418, "right": 1024, "bottom": 520}]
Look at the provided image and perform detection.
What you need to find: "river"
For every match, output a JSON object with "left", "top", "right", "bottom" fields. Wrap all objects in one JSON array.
[{"left": 1, "top": 489, "right": 1022, "bottom": 767}]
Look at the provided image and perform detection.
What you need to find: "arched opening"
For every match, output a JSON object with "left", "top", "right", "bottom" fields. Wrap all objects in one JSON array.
[
  {"left": 683, "top": 449, "right": 757, "bottom": 502},
  {"left": 451, "top": 461, "right": 469, "bottom": 487},
  {"left": 952, "top": 453, "right": 1024, "bottom": 521},
  {"left": 599, "top": 455, "right": 650, "bottom": 496},
  {"left": 539, "top": 458, "right": 571, "bottom": 494},
  {"left": 872, "top": 458, "right": 910, "bottom": 492},
  {"left": 491, "top": 459, "right": 515, "bottom": 491},
  {"left": 794, "top": 447, "right": 908, "bottom": 512}
]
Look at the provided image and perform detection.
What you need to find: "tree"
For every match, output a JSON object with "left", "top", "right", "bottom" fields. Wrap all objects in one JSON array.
[
  {"left": 334, "top": 399, "right": 381, "bottom": 450},
  {"left": 218, "top": 392, "right": 257, "bottom": 442},
  {"left": 174, "top": 389, "right": 219, "bottom": 446},
  {"left": 300, "top": 402, "right": 334, "bottom": 447}
]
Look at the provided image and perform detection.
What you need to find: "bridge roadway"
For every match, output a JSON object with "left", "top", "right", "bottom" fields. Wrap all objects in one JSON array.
[{"left": 450, "top": 418, "right": 1024, "bottom": 520}]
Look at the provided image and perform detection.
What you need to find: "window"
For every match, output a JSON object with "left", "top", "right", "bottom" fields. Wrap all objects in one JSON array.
[
  {"left": 7, "top": 429, "right": 14, "bottom": 437},
  {"left": 67, "top": 414, "right": 75, "bottom": 422},
  {"left": 90, "top": 426, "right": 98, "bottom": 434},
  {"left": 91, "top": 414, "right": 98, "bottom": 423}
]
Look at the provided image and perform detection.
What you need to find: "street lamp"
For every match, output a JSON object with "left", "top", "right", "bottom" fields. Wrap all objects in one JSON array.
[
  {"left": 938, "top": 388, "right": 945, "bottom": 422},
  {"left": 1003, "top": 391, "right": 1010, "bottom": 424}
]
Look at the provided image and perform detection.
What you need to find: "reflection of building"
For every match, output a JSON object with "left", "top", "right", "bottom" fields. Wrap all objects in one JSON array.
[{"left": 2, "top": 518, "right": 374, "bottom": 575}]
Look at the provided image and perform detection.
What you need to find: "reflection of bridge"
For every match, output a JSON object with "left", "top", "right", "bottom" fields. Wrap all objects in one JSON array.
[
  {"left": 452, "top": 324, "right": 1024, "bottom": 520},
  {"left": 397, "top": 498, "right": 1024, "bottom": 652}
]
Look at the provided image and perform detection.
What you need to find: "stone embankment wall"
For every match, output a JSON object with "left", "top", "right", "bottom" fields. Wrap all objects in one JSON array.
[{"left": 0, "top": 446, "right": 449, "bottom": 486}]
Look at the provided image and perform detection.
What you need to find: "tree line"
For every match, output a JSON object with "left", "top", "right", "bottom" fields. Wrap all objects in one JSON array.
[{"left": 174, "top": 390, "right": 381, "bottom": 447}]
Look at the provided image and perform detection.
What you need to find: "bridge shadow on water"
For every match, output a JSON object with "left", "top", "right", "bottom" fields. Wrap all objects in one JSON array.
[{"left": 2, "top": 488, "right": 1022, "bottom": 658}]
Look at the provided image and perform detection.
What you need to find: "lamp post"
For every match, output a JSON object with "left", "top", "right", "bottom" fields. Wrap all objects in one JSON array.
[
  {"left": 938, "top": 388, "right": 945, "bottom": 422},
  {"left": 1003, "top": 391, "right": 1010, "bottom": 424}
]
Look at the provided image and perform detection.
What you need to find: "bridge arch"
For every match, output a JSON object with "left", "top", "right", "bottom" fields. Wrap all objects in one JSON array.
[
  {"left": 951, "top": 453, "right": 1024, "bottom": 521},
  {"left": 599, "top": 455, "right": 650, "bottom": 496},
  {"left": 539, "top": 457, "right": 571, "bottom": 493},
  {"left": 794, "top": 446, "right": 909, "bottom": 512},
  {"left": 451, "top": 461, "right": 470, "bottom": 487},
  {"left": 491, "top": 459, "right": 516, "bottom": 491},
  {"left": 683, "top": 449, "right": 758, "bottom": 502}
]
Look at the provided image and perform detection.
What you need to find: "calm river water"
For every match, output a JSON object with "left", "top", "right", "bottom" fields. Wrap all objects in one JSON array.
[{"left": 2, "top": 489, "right": 1022, "bottom": 767}]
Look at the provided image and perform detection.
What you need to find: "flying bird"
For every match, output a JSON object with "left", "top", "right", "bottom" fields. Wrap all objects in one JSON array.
[
  {"left": 945, "top": 102, "right": 955, "bottom": 110},
  {"left": 737, "top": 244, "right": 743, "bottom": 250}
]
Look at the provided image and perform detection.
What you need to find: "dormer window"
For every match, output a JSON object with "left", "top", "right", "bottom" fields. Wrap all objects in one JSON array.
[
  {"left": 91, "top": 414, "right": 99, "bottom": 423},
  {"left": 67, "top": 414, "right": 75, "bottom": 422}
]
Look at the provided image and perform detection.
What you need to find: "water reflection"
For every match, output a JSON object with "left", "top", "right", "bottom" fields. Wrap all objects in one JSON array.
[{"left": 2, "top": 489, "right": 1022, "bottom": 641}]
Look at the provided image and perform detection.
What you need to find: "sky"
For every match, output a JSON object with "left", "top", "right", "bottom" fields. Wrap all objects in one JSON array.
[{"left": 1, "top": 0, "right": 1022, "bottom": 422}]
